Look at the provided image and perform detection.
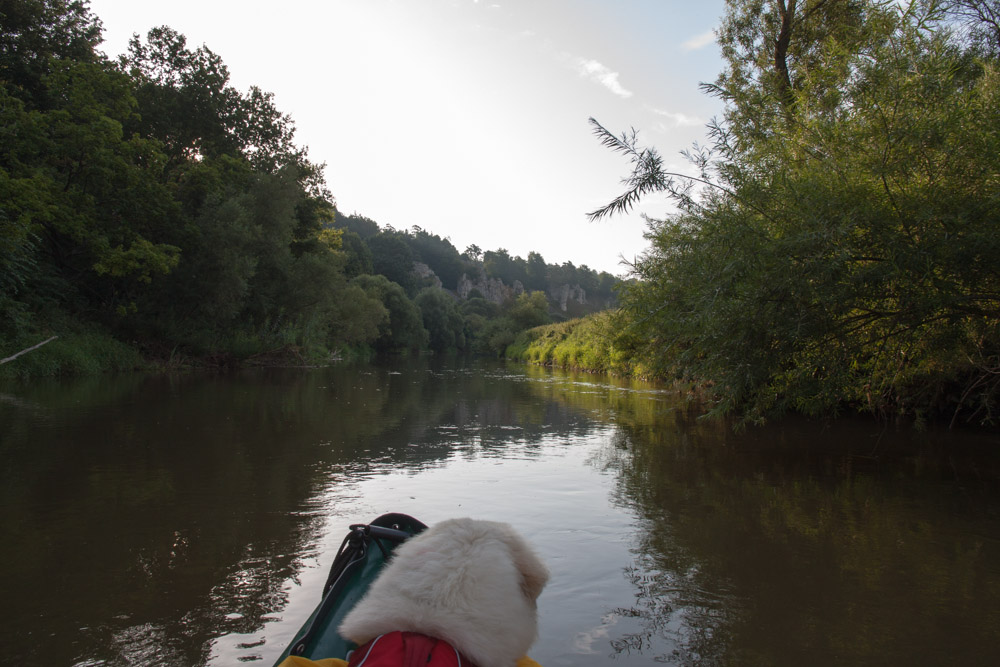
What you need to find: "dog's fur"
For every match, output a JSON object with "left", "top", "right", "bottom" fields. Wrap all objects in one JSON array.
[{"left": 338, "top": 518, "right": 549, "bottom": 667}]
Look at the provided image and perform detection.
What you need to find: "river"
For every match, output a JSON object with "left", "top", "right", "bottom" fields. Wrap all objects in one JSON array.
[{"left": 1, "top": 358, "right": 998, "bottom": 665}]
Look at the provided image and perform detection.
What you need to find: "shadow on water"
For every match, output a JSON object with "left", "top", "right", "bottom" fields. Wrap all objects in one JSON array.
[{"left": 2, "top": 359, "right": 999, "bottom": 665}]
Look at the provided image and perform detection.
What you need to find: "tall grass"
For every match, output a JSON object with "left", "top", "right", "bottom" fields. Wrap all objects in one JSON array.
[
  {"left": 0, "top": 332, "right": 144, "bottom": 380},
  {"left": 507, "top": 311, "right": 653, "bottom": 376}
]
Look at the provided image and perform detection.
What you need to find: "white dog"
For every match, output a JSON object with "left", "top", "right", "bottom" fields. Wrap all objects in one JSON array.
[{"left": 338, "top": 518, "right": 549, "bottom": 667}]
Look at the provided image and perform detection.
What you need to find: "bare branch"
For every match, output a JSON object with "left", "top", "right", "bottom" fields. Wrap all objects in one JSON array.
[{"left": 1, "top": 336, "right": 59, "bottom": 365}]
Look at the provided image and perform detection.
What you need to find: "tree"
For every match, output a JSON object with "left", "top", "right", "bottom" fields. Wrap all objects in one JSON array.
[
  {"left": 352, "top": 274, "right": 428, "bottom": 352},
  {"left": 1, "top": 57, "right": 182, "bottom": 322},
  {"left": 408, "top": 227, "right": 464, "bottom": 289},
  {"left": 0, "top": 2, "right": 367, "bottom": 366},
  {"left": 119, "top": 26, "right": 310, "bottom": 177},
  {"left": 464, "top": 244, "right": 482, "bottom": 261},
  {"left": 367, "top": 232, "right": 416, "bottom": 293},
  {"left": 334, "top": 209, "right": 380, "bottom": 238},
  {"left": 415, "top": 288, "right": 465, "bottom": 352},
  {"left": 592, "top": 0, "right": 1000, "bottom": 424},
  {"left": 339, "top": 230, "right": 374, "bottom": 278},
  {"left": 508, "top": 291, "right": 551, "bottom": 330},
  {"left": 0, "top": 0, "right": 103, "bottom": 108},
  {"left": 483, "top": 248, "right": 527, "bottom": 287},
  {"left": 525, "top": 252, "right": 548, "bottom": 291},
  {"left": 948, "top": 0, "right": 1000, "bottom": 54}
]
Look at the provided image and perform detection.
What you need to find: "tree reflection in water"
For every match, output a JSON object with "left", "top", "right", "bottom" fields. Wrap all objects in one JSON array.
[
  {"left": 591, "top": 397, "right": 1000, "bottom": 666},
  {"left": 1, "top": 361, "right": 998, "bottom": 666}
]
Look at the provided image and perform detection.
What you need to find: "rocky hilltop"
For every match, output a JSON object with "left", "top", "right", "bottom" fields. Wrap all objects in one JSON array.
[
  {"left": 456, "top": 269, "right": 524, "bottom": 303},
  {"left": 419, "top": 264, "right": 598, "bottom": 313}
]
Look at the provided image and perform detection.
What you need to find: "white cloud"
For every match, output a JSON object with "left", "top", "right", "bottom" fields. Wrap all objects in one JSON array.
[
  {"left": 574, "top": 58, "right": 633, "bottom": 98},
  {"left": 681, "top": 29, "right": 716, "bottom": 51},
  {"left": 651, "top": 107, "right": 704, "bottom": 127}
]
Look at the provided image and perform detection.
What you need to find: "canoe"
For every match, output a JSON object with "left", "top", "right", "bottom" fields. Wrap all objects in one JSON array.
[{"left": 273, "top": 513, "right": 428, "bottom": 665}]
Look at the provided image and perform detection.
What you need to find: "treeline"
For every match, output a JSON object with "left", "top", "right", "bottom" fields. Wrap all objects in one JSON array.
[
  {"left": 328, "top": 211, "right": 619, "bottom": 355},
  {"left": 551, "top": 0, "right": 1000, "bottom": 426},
  {"left": 0, "top": 0, "right": 618, "bottom": 377},
  {"left": 333, "top": 211, "right": 618, "bottom": 309}
]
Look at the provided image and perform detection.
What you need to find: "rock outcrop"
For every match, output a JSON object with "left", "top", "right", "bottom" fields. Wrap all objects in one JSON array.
[
  {"left": 412, "top": 262, "right": 442, "bottom": 289},
  {"left": 457, "top": 270, "right": 524, "bottom": 304},
  {"left": 548, "top": 283, "right": 587, "bottom": 312}
]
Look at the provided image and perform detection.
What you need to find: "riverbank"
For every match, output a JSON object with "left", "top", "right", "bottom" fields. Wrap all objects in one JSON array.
[
  {"left": 0, "top": 331, "right": 362, "bottom": 381},
  {"left": 0, "top": 331, "right": 144, "bottom": 380},
  {"left": 507, "top": 313, "right": 999, "bottom": 430},
  {"left": 507, "top": 311, "right": 630, "bottom": 375}
]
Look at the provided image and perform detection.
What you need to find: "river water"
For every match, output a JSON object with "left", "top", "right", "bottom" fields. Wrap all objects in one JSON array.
[{"left": 1, "top": 359, "right": 999, "bottom": 666}]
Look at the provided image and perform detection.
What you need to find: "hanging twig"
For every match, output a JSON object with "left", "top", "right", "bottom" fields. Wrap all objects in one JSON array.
[{"left": 0, "top": 336, "right": 58, "bottom": 365}]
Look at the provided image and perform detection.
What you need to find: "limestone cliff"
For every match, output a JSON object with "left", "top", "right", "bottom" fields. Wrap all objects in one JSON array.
[
  {"left": 416, "top": 262, "right": 608, "bottom": 314},
  {"left": 548, "top": 283, "right": 587, "bottom": 312},
  {"left": 412, "top": 262, "right": 442, "bottom": 289},
  {"left": 457, "top": 269, "right": 524, "bottom": 304}
]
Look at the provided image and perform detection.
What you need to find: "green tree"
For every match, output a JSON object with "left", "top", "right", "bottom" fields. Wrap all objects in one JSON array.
[
  {"left": 0, "top": 1, "right": 369, "bottom": 368},
  {"left": 415, "top": 287, "right": 465, "bottom": 352},
  {"left": 483, "top": 248, "right": 527, "bottom": 287},
  {"left": 0, "top": 0, "right": 103, "bottom": 108},
  {"left": 508, "top": 291, "right": 551, "bottom": 329},
  {"left": 339, "top": 230, "right": 374, "bottom": 278},
  {"left": 368, "top": 232, "right": 416, "bottom": 293},
  {"left": 1, "top": 58, "right": 181, "bottom": 322},
  {"left": 408, "top": 227, "right": 464, "bottom": 289},
  {"left": 119, "top": 26, "right": 304, "bottom": 174},
  {"left": 325, "top": 283, "right": 388, "bottom": 349},
  {"left": 592, "top": 0, "right": 1000, "bottom": 424},
  {"left": 525, "top": 251, "right": 548, "bottom": 291},
  {"left": 463, "top": 244, "right": 482, "bottom": 261},
  {"left": 333, "top": 208, "right": 380, "bottom": 238},
  {"left": 352, "top": 274, "right": 429, "bottom": 352}
]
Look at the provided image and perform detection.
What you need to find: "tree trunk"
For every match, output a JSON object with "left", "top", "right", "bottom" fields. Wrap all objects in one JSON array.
[{"left": 774, "top": 0, "right": 797, "bottom": 123}]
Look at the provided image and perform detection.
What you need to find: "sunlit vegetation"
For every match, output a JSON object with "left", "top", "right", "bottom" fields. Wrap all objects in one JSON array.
[
  {"left": 0, "top": 0, "right": 621, "bottom": 378},
  {"left": 588, "top": 0, "right": 1000, "bottom": 426},
  {"left": 504, "top": 368, "right": 1000, "bottom": 661},
  {"left": 507, "top": 312, "right": 644, "bottom": 376}
]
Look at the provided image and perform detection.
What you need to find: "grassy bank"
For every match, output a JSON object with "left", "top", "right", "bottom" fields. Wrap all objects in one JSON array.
[
  {"left": 506, "top": 311, "right": 656, "bottom": 377},
  {"left": 0, "top": 331, "right": 146, "bottom": 380}
]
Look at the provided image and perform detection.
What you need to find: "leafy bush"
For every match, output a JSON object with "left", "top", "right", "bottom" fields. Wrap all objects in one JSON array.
[{"left": 590, "top": 0, "right": 1000, "bottom": 425}]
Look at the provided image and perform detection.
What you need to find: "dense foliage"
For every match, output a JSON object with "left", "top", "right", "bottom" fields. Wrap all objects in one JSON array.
[
  {"left": 508, "top": 312, "right": 626, "bottom": 375},
  {"left": 1, "top": 1, "right": 621, "bottom": 375},
  {"left": 1, "top": 0, "right": 356, "bottom": 369},
  {"left": 593, "top": 0, "right": 1000, "bottom": 425}
]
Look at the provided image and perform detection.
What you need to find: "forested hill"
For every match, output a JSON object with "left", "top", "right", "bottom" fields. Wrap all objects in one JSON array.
[
  {"left": 332, "top": 209, "right": 618, "bottom": 314},
  {"left": 0, "top": 0, "right": 620, "bottom": 377}
]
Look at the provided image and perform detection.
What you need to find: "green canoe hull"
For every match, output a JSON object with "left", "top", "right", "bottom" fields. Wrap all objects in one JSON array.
[{"left": 273, "top": 513, "right": 428, "bottom": 665}]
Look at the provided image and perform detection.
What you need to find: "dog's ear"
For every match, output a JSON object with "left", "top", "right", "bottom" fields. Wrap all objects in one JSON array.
[{"left": 501, "top": 526, "right": 550, "bottom": 602}]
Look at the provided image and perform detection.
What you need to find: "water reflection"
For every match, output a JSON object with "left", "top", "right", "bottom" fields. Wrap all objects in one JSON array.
[
  {"left": 594, "top": 411, "right": 1000, "bottom": 665},
  {"left": 1, "top": 360, "right": 999, "bottom": 666}
]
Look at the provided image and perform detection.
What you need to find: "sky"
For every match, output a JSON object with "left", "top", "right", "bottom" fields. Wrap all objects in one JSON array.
[{"left": 88, "top": 0, "right": 727, "bottom": 276}]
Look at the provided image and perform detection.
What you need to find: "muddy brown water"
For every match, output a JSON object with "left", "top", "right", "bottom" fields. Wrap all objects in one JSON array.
[{"left": 2, "top": 359, "right": 998, "bottom": 665}]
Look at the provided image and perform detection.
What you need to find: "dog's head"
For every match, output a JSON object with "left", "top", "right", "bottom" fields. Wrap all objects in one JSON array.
[
  {"left": 483, "top": 520, "right": 549, "bottom": 604},
  {"left": 339, "top": 518, "right": 549, "bottom": 667}
]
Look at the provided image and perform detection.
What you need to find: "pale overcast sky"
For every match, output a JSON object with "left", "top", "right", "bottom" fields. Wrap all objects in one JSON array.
[{"left": 89, "top": 0, "right": 726, "bottom": 275}]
